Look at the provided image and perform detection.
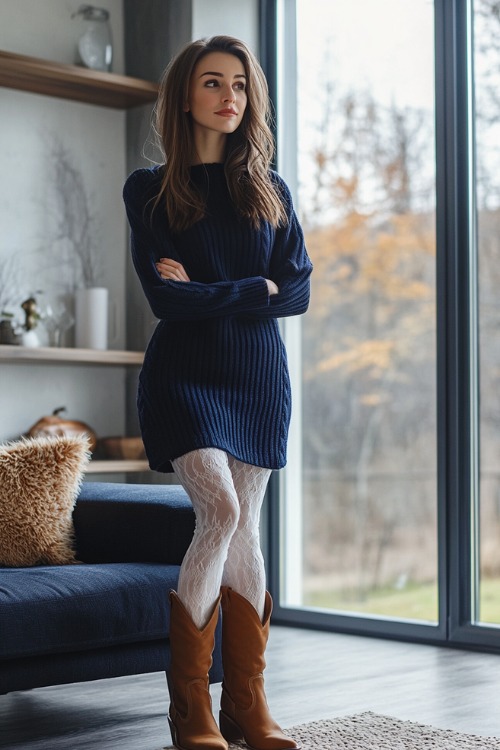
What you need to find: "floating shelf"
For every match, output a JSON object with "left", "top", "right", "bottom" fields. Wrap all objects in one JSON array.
[
  {"left": 0, "top": 50, "right": 153, "bottom": 478},
  {"left": 0, "top": 345, "right": 143, "bottom": 366},
  {"left": 86, "top": 459, "right": 149, "bottom": 474},
  {"left": 0, "top": 50, "right": 159, "bottom": 109}
]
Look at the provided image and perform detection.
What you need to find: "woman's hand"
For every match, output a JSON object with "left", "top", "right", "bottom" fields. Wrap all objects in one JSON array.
[
  {"left": 156, "top": 258, "right": 190, "bottom": 282},
  {"left": 156, "top": 261, "right": 277, "bottom": 297},
  {"left": 266, "top": 279, "right": 279, "bottom": 296}
]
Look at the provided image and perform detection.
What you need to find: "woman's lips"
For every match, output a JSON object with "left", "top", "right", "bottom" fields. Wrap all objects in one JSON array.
[{"left": 215, "top": 109, "right": 237, "bottom": 117}]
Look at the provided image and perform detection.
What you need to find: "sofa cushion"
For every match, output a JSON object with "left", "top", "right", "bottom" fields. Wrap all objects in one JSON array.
[
  {"left": 74, "top": 482, "right": 195, "bottom": 564},
  {"left": 0, "top": 562, "right": 178, "bottom": 660},
  {"left": 0, "top": 435, "right": 90, "bottom": 567}
]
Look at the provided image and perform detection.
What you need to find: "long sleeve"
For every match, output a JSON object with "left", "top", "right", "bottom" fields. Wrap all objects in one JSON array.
[
  {"left": 123, "top": 169, "right": 270, "bottom": 322},
  {"left": 250, "top": 176, "right": 312, "bottom": 319}
]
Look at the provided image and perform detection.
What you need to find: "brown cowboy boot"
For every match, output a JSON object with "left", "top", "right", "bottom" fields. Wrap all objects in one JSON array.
[
  {"left": 219, "top": 587, "right": 300, "bottom": 750},
  {"left": 168, "top": 591, "right": 228, "bottom": 750}
]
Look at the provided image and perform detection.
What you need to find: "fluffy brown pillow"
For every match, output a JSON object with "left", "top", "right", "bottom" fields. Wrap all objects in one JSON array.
[{"left": 0, "top": 435, "right": 90, "bottom": 567}]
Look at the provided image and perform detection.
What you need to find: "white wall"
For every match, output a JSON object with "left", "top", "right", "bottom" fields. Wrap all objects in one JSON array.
[
  {"left": 192, "top": 0, "right": 259, "bottom": 52},
  {"left": 0, "top": 0, "right": 126, "bottom": 442}
]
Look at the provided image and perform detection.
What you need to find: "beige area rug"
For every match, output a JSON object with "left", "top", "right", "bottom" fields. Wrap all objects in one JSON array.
[{"left": 225, "top": 712, "right": 500, "bottom": 749}]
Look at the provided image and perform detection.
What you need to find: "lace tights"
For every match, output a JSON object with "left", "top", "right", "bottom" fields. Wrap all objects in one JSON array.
[{"left": 172, "top": 448, "right": 271, "bottom": 629}]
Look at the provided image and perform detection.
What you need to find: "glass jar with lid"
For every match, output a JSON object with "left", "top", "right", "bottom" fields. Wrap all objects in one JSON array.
[{"left": 72, "top": 4, "right": 113, "bottom": 72}]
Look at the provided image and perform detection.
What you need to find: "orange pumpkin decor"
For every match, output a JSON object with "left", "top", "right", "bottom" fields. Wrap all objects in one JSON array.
[{"left": 27, "top": 407, "right": 97, "bottom": 452}]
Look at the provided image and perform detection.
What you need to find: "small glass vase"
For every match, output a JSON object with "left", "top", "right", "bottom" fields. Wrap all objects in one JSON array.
[
  {"left": 72, "top": 4, "right": 113, "bottom": 72},
  {"left": 41, "top": 299, "right": 75, "bottom": 347}
]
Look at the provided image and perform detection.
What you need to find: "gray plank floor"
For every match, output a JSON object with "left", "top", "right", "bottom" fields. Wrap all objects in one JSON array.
[{"left": 1, "top": 625, "right": 499, "bottom": 749}]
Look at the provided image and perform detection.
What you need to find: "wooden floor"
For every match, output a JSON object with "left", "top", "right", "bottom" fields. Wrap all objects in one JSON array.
[{"left": 1, "top": 625, "right": 499, "bottom": 749}]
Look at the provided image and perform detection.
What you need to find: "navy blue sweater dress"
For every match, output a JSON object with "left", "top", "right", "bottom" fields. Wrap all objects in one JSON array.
[{"left": 123, "top": 163, "right": 312, "bottom": 473}]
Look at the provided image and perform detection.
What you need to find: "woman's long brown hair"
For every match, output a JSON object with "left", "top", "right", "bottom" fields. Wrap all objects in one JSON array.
[{"left": 153, "top": 35, "right": 287, "bottom": 232}]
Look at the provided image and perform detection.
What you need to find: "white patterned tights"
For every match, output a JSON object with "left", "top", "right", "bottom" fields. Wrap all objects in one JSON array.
[{"left": 171, "top": 448, "right": 271, "bottom": 629}]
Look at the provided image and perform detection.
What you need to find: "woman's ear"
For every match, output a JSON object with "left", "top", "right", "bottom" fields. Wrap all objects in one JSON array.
[{"left": 183, "top": 102, "right": 190, "bottom": 112}]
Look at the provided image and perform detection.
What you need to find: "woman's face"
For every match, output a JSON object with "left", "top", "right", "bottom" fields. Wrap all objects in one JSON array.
[{"left": 185, "top": 51, "right": 248, "bottom": 137}]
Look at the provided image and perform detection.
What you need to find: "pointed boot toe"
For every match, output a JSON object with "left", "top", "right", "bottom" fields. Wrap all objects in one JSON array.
[{"left": 220, "top": 587, "right": 300, "bottom": 750}]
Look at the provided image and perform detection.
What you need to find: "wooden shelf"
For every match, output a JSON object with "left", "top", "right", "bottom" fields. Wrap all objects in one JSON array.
[
  {"left": 0, "top": 344, "right": 143, "bottom": 366},
  {"left": 86, "top": 459, "right": 149, "bottom": 474},
  {"left": 0, "top": 51, "right": 153, "bottom": 478},
  {"left": 0, "top": 50, "right": 159, "bottom": 109}
]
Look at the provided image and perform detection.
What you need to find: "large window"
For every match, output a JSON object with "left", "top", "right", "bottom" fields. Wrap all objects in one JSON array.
[
  {"left": 280, "top": 0, "right": 437, "bottom": 624},
  {"left": 268, "top": 0, "right": 500, "bottom": 650},
  {"left": 476, "top": 0, "right": 500, "bottom": 627}
]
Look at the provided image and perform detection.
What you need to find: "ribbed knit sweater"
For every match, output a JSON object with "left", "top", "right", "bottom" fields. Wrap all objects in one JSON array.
[{"left": 123, "top": 163, "right": 312, "bottom": 472}]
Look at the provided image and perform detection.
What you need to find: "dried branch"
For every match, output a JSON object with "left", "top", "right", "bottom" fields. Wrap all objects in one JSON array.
[
  {"left": 49, "top": 136, "right": 101, "bottom": 288},
  {"left": 0, "top": 256, "right": 23, "bottom": 317}
]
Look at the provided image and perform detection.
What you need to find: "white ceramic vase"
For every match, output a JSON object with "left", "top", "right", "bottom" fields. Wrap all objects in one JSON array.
[
  {"left": 21, "top": 329, "right": 40, "bottom": 348},
  {"left": 75, "top": 287, "right": 108, "bottom": 350}
]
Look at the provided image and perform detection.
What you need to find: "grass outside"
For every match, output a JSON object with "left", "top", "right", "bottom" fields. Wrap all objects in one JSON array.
[{"left": 304, "top": 578, "right": 500, "bottom": 624}]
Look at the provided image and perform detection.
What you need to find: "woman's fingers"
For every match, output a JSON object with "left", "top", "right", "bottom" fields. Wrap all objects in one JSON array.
[
  {"left": 156, "top": 258, "right": 190, "bottom": 281},
  {"left": 266, "top": 278, "right": 279, "bottom": 296}
]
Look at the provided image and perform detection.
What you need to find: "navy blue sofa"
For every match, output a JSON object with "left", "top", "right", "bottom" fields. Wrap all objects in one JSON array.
[{"left": 0, "top": 482, "right": 223, "bottom": 695}]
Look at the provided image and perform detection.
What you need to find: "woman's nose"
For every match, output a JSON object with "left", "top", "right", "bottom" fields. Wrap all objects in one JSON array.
[{"left": 221, "top": 85, "right": 235, "bottom": 102}]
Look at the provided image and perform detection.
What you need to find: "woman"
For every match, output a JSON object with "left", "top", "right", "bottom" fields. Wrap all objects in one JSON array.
[{"left": 123, "top": 35, "right": 311, "bottom": 750}]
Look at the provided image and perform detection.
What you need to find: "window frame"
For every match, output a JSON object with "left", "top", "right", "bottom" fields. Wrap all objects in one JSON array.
[{"left": 261, "top": 0, "right": 500, "bottom": 653}]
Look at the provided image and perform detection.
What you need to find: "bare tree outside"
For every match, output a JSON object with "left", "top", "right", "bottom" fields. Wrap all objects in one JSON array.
[
  {"left": 290, "top": 0, "right": 500, "bottom": 623},
  {"left": 300, "top": 88, "right": 437, "bottom": 616},
  {"left": 291, "top": 0, "right": 435, "bottom": 621}
]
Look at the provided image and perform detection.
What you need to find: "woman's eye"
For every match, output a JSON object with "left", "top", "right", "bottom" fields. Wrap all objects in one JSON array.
[
  {"left": 205, "top": 79, "right": 219, "bottom": 88},
  {"left": 234, "top": 82, "right": 246, "bottom": 91}
]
